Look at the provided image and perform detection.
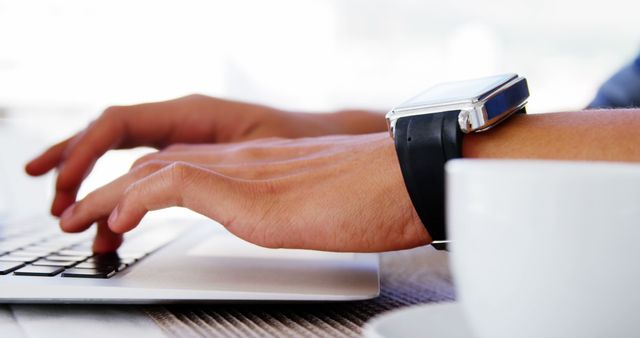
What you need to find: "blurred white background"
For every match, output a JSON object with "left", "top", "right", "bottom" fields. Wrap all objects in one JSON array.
[
  {"left": 1, "top": 0, "right": 639, "bottom": 114},
  {"left": 0, "top": 0, "right": 639, "bottom": 217}
]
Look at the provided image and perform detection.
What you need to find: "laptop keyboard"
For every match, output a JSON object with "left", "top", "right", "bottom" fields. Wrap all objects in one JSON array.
[{"left": 0, "top": 223, "right": 173, "bottom": 279}]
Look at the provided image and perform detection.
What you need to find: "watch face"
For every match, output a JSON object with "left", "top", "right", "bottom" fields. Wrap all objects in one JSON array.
[
  {"left": 401, "top": 73, "right": 517, "bottom": 108},
  {"left": 387, "top": 73, "right": 528, "bottom": 136}
]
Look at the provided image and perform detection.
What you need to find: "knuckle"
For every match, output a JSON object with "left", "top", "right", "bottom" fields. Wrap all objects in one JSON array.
[
  {"left": 121, "top": 182, "right": 140, "bottom": 203},
  {"left": 168, "top": 160, "right": 189, "bottom": 175},
  {"left": 130, "top": 153, "right": 158, "bottom": 170},
  {"left": 82, "top": 190, "right": 99, "bottom": 204},
  {"left": 131, "top": 160, "right": 167, "bottom": 178},
  {"left": 167, "top": 161, "right": 195, "bottom": 186},
  {"left": 102, "top": 106, "right": 124, "bottom": 119},
  {"left": 184, "top": 93, "right": 207, "bottom": 101},
  {"left": 240, "top": 146, "right": 267, "bottom": 159},
  {"left": 180, "top": 94, "right": 215, "bottom": 111},
  {"left": 71, "top": 199, "right": 89, "bottom": 218},
  {"left": 123, "top": 174, "right": 151, "bottom": 198},
  {"left": 166, "top": 161, "right": 199, "bottom": 207}
]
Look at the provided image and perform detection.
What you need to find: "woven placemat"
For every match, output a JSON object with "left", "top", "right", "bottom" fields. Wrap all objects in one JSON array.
[{"left": 143, "top": 246, "right": 455, "bottom": 337}]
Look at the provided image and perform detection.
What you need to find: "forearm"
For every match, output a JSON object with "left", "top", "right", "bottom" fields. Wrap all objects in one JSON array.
[{"left": 463, "top": 109, "right": 640, "bottom": 162}]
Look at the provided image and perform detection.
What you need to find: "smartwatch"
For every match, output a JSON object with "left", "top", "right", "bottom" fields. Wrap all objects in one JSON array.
[{"left": 386, "top": 74, "right": 530, "bottom": 250}]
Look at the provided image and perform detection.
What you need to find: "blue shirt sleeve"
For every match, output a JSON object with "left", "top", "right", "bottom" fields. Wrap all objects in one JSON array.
[{"left": 588, "top": 53, "right": 640, "bottom": 108}]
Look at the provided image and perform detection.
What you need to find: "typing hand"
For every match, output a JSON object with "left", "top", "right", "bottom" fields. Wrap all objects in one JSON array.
[
  {"left": 24, "top": 94, "right": 358, "bottom": 218},
  {"left": 58, "top": 133, "right": 430, "bottom": 253}
]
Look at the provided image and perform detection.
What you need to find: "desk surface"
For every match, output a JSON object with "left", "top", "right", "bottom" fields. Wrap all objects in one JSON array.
[
  {"left": 1, "top": 246, "right": 453, "bottom": 338},
  {"left": 152, "top": 245, "right": 453, "bottom": 337}
]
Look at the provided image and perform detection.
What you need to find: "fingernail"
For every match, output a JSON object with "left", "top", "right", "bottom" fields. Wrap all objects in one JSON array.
[
  {"left": 108, "top": 206, "right": 119, "bottom": 226},
  {"left": 59, "top": 204, "right": 76, "bottom": 229},
  {"left": 24, "top": 162, "right": 34, "bottom": 174},
  {"left": 51, "top": 195, "right": 65, "bottom": 217},
  {"left": 60, "top": 204, "right": 75, "bottom": 221}
]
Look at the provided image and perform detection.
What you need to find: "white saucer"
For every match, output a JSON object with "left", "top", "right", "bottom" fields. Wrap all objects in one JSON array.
[{"left": 363, "top": 302, "right": 473, "bottom": 338}]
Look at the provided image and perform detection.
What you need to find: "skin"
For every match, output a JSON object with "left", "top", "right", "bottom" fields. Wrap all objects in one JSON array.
[
  {"left": 24, "top": 95, "right": 640, "bottom": 253},
  {"left": 25, "top": 94, "right": 385, "bottom": 218}
]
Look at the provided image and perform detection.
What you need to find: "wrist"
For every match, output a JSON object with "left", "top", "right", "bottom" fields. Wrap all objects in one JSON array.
[
  {"left": 386, "top": 74, "right": 529, "bottom": 244},
  {"left": 327, "top": 110, "right": 387, "bottom": 135},
  {"left": 235, "top": 105, "right": 388, "bottom": 139},
  {"left": 259, "top": 109, "right": 387, "bottom": 138},
  {"left": 377, "top": 133, "right": 433, "bottom": 246}
]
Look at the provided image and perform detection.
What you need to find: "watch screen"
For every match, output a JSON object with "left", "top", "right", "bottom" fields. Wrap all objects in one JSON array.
[{"left": 404, "top": 74, "right": 516, "bottom": 107}]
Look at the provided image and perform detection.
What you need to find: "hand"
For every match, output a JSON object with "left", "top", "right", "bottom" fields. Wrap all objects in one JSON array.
[
  {"left": 58, "top": 133, "right": 430, "bottom": 253},
  {"left": 24, "top": 94, "right": 385, "bottom": 217}
]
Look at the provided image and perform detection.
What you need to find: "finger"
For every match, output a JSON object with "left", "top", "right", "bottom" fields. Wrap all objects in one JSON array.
[
  {"left": 51, "top": 111, "right": 132, "bottom": 215},
  {"left": 52, "top": 187, "right": 80, "bottom": 217},
  {"left": 92, "top": 220, "right": 123, "bottom": 253},
  {"left": 50, "top": 131, "right": 94, "bottom": 216},
  {"left": 25, "top": 137, "right": 74, "bottom": 176},
  {"left": 59, "top": 160, "right": 171, "bottom": 232},
  {"left": 52, "top": 100, "right": 190, "bottom": 207},
  {"left": 55, "top": 115, "right": 125, "bottom": 192},
  {"left": 108, "top": 162, "right": 244, "bottom": 234}
]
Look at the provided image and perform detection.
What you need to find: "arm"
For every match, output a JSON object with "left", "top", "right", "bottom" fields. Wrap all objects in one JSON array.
[
  {"left": 464, "top": 109, "right": 640, "bottom": 161},
  {"left": 56, "top": 108, "right": 640, "bottom": 253},
  {"left": 320, "top": 109, "right": 388, "bottom": 135}
]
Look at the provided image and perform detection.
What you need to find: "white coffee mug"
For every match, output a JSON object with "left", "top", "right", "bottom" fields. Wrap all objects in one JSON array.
[{"left": 447, "top": 159, "right": 640, "bottom": 338}]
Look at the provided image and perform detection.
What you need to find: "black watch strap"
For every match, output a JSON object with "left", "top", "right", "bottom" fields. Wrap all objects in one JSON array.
[{"left": 393, "top": 110, "right": 464, "bottom": 242}]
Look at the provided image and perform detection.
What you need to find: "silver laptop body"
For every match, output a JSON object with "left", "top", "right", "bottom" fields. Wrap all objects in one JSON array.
[
  {"left": 0, "top": 218, "right": 379, "bottom": 303},
  {"left": 0, "top": 116, "right": 380, "bottom": 304}
]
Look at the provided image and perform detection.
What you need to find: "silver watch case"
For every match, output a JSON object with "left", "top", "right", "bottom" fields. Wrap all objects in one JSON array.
[{"left": 386, "top": 74, "right": 529, "bottom": 138}]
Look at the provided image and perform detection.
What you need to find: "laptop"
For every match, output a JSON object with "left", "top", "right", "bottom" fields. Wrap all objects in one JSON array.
[{"left": 0, "top": 114, "right": 380, "bottom": 304}]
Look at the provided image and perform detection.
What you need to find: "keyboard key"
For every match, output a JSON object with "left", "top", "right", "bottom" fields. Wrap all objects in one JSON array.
[
  {"left": 90, "top": 253, "right": 123, "bottom": 264},
  {"left": 61, "top": 268, "right": 116, "bottom": 279},
  {"left": 57, "top": 250, "right": 93, "bottom": 256},
  {"left": 32, "top": 259, "right": 77, "bottom": 268},
  {"left": 0, "top": 255, "right": 40, "bottom": 262},
  {"left": 0, "top": 262, "right": 25, "bottom": 274},
  {"left": 30, "top": 243, "right": 68, "bottom": 251},
  {"left": 9, "top": 250, "right": 44, "bottom": 257},
  {"left": 86, "top": 256, "right": 136, "bottom": 265},
  {"left": 73, "top": 262, "right": 111, "bottom": 269},
  {"left": 14, "top": 265, "right": 64, "bottom": 276},
  {"left": 45, "top": 255, "right": 88, "bottom": 262},
  {"left": 74, "top": 262, "right": 127, "bottom": 271},
  {"left": 12, "top": 249, "right": 49, "bottom": 257},
  {"left": 2, "top": 240, "right": 32, "bottom": 249},
  {"left": 69, "top": 243, "right": 93, "bottom": 251}
]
